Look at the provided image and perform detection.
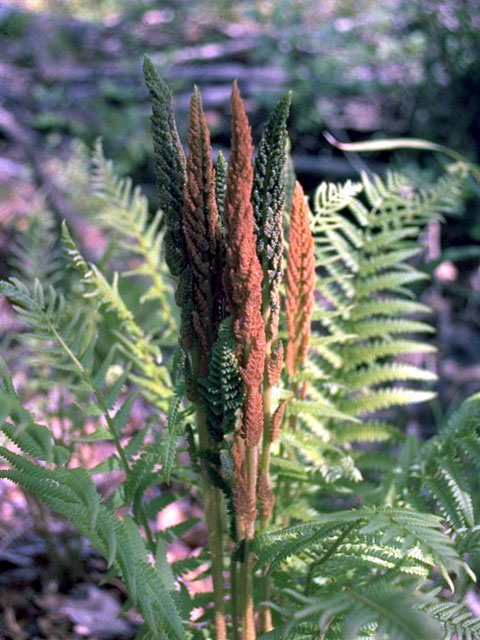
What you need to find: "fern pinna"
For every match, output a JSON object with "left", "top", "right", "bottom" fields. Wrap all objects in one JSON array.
[{"left": 1, "top": 60, "right": 480, "bottom": 640}]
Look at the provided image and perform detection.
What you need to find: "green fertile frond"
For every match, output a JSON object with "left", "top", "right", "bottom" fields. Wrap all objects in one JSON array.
[
  {"left": 215, "top": 150, "right": 228, "bottom": 221},
  {"left": 143, "top": 56, "right": 187, "bottom": 280},
  {"left": 91, "top": 141, "right": 176, "bottom": 328},
  {"left": 252, "top": 92, "right": 291, "bottom": 339}
]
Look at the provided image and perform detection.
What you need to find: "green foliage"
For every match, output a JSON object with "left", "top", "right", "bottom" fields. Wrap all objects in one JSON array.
[{"left": 198, "top": 316, "right": 243, "bottom": 442}]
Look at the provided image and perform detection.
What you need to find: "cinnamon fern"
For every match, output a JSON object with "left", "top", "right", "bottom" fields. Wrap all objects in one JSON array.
[{"left": 0, "top": 65, "right": 479, "bottom": 640}]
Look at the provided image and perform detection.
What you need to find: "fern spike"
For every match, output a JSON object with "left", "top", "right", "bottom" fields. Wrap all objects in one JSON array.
[
  {"left": 215, "top": 150, "right": 228, "bottom": 222},
  {"left": 223, "top": 81, "right": 266, "bottom": 454},
  {"left": 182, "top": 86, "right": 224, "bottom": 376},
  {"left": 252, "top": 92, "right": 290, "bottom": 342},
  {"left": 143, "top": 57, "right": 195, "bottom": 354},
  {"left": 286, "top": 181, "right": 315, "bottom": 390},
  {"left": 253, "top": 97, "right": 290, "bottom": 560},
  {"left": 222, "top": 81, "right": 266, "bottom": 640}
]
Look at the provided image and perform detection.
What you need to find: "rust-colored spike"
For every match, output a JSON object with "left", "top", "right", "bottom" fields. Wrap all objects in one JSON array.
[
  {"left": 286, "top": 181, "right": 315, "bottom": 378},
  {"left": 257, "top": 472, "right": 275, "bottom": 520},
  {"left": 267, "top": 340, "right": 284, "bottom": 386},
  {"left": 182, "top": 87, "right": 224, "bottom": 376},
  {"left": 223, "top": 82, "right": 266, "bottom": 531},
  {"left": 270, "top": 399, "right": 288, "bottom": 442}
]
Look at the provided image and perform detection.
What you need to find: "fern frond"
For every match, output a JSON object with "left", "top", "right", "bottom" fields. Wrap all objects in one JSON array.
[
  {"left": 424, "top": 600, "right": 480, "bottom": 640},
  {"left": 9, "top": 210, "right": 62, "bottom": 286},
  {"left": 282, "top": 579, "right": 443, "bottom": 640},
  {"left": 311, "top": 180, "right": 363, "bottom": 227}
]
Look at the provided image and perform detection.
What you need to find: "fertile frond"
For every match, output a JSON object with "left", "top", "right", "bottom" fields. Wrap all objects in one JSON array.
[{"left": 252, "top": 92, "right": 291, "bottom": 340}]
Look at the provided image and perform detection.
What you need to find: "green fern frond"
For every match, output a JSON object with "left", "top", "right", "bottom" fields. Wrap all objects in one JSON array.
[
  {"left": 91, "top": 141, "right": 176, "bottom": 329},
  {"left": 9, "top": 210, "right": 62, "bottom": 286},
  {"left": 343, "top": 363, "right": 437, "bottom": 390},
  {"left": 161, "top": 381, "right": 192, "bottom": 484},
  {"left": 282, "top": 579, "right": 443, "bottom": 640},
  {"left": 255, "top": 507, "right": 461, "bottom": 578},
  {"left": 311, "top": 180, "right": 363, "bottom": 227},
  {"left": 424, "top": 600, "right": 480, "bottom": 640},
  {"left": 335, "top": 420, "right": 404, "bottom": 444},
  {"left": 0, "top": 437, "right": 189, "bottom": 640},
  {"left": 340, "top": 389, "right": 436, "bottom": 416},
  {"left": 350, "top": 298, "right": 432, "bottom": 320},
  {"left": 342, "top": 339, "right": 436, "bottom": 370},
  {"left": 198, "top": 316, "right": 243, "bottom": 442}
]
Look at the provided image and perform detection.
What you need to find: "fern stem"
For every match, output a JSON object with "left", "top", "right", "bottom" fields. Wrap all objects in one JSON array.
[
  {"left": 231, "top": 554, "right": 240, "bottom": 640},
  {"left": 259, "top": 379, "right": 274, "bottom": 633},
  {"left": 304, "top": 523, "right": 356, "bottom": 596},
  {"left": 240, "top": 445, "right": 257, "bottom": 640},
  {"left": 196, "top": 405, "right": 227, "bottom": 640}
]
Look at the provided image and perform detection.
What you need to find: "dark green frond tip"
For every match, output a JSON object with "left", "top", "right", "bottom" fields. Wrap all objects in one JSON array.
[
  {"left": 215, "top": 150, "right": 228, "bottom": 222},
  {"left": 143, "top": 56, "right": 187, "bottom": 278},
  {"left": 252, "top": 92, "right": 291, "bottom": 246},
  {"left": 252, "top": 91, "right": 291, "bottom": 337}
]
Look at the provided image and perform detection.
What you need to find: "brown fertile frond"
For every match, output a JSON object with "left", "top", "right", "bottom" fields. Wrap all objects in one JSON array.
[
  {"left": 286, "top": 181, "right": 315, "bottom": 378},
  {"left": 270, "top": 399, "right": 288, "bottom": 442},
  {"left": 267, "top": 340, "right": 284, "bottom": 386},
  {"left": 223, "top": 81, "right": 266, "bottom": 449},
  {"left": 182, "top": 87, "right": 224, "bottom": 376}
]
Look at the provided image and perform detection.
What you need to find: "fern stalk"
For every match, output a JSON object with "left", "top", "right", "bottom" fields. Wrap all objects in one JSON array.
[
  {"left": 223, "top": 81, "right": 266, "bottom": 640},
  {"left": 196, "top": 405, "right": 227, "bottom": 640}
]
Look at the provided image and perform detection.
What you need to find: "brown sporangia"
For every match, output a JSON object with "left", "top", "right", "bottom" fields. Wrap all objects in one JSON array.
[
  {"left": 286, "top": 181, "right": 315, "bottom": 381},
  {"left": 182, "top": 87, "right": 224, "bottom": 376}
]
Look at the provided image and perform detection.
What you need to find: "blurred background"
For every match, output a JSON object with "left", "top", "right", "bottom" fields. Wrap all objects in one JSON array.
[{"left": 1, "top": 1, "right": 480, "bottom": 638}]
